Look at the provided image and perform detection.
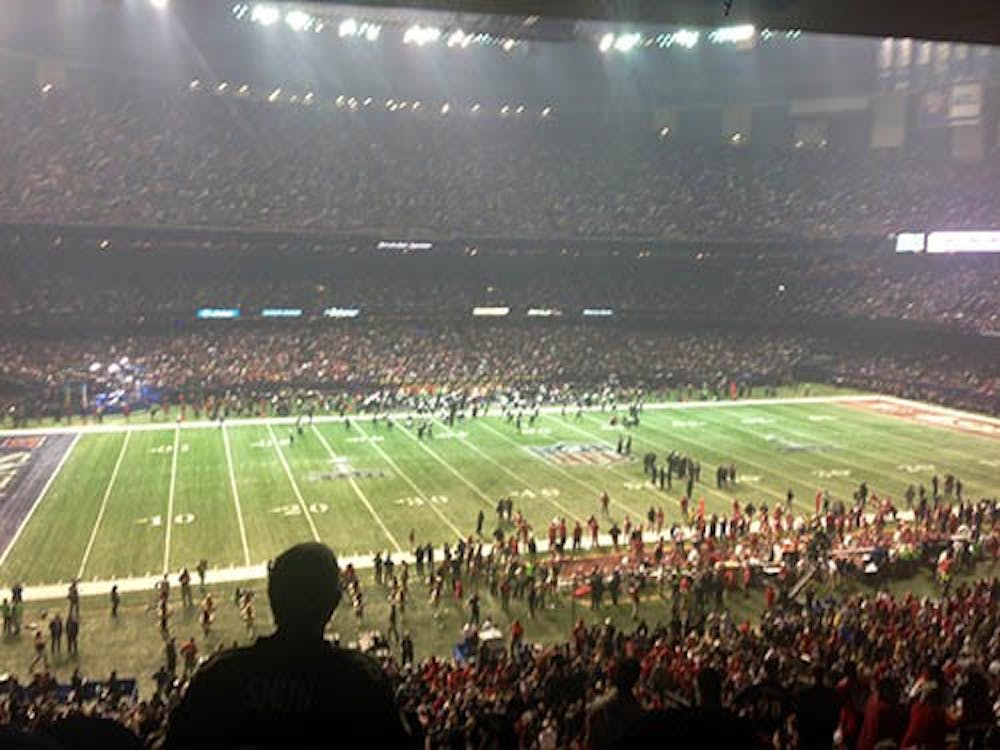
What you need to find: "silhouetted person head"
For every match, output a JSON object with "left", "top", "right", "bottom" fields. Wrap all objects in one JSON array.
[
  {"left": 612, "top": 658, "right": 641, "bottom": 696},
  {"left": 267, "top": 542, "right": 341, "bottom": 637},
  {"left": 696, "top": 667, "right": 723, "bottom": 709}
]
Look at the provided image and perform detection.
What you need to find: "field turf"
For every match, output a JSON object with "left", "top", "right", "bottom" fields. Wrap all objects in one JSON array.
[{"left": 1, "top": 391, "right": 997, "bottom": 589}]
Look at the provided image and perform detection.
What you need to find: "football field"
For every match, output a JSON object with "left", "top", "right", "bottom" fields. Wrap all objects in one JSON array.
[{"left": 1, "top": 394, "right": 997, "bottom": 592}]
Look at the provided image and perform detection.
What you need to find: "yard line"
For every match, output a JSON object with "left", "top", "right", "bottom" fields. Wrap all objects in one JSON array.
[
  {"left": 395, "top": 423, "right": 495, "bottom": 509},
  {"left": 222, "top": 425, "right": 252, "bottom": 566},
  {"left": 162, "top": 428, "right": 180, "bottom": 574},
  {"left": 563, "top": 414, "right": 739, "bottom": 509},
  {"left": 77, "top": 431, "right": 131, "bottom": 579},
  {"left": 350, "top": 423, "right": 462, "bottom": 541},
  {"left": 479, "top": 418, "right": 644, "bottom": 518},
  {"left": 590, "top": 413, "right": 788, "bottom": 506},
  {"left": 266, "top": 424, "right": 321, "bottom": 542},
  {"left": 311, "top": 424, "right": 404, "bottom": 553},
  {"left": 454, "top": 425, "right": 583, "bottom": 523},
  {"left": 0, "top": 432, "right": 82, "bottom": 570}
]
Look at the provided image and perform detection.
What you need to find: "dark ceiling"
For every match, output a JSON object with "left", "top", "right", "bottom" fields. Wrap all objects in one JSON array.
[{"left": 319, "top": 0, "right": 1000, "bottom": 46}]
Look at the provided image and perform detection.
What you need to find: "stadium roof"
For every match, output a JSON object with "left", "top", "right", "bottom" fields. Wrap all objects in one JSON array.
[{"left": 323, "top": 0, "right": 1000, "bottom": 46}]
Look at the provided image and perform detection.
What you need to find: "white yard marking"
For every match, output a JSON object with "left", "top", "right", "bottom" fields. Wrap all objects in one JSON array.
[
  {"left": 453, "top": 424, "right": 583, "bottom": 522},
  {"left": 396, "top": 424, "right": 495, "bottom": 510},
  {"left": 813, "top": 469, "right": 851, "bottom": 479},
  {"left": 266, "top": 424, "right": 321, "bottom": 542},
  {"left": 585, "top": 413, "right": 787, "bottom": 506},
  {"left": 77, "top": 431, "right": 131, "bottom": 579},
  {"left": 807, "top": 415, "right": 836, "bottom": 422},
  {"left": 222, "top": 425, "right": 252, "bottom": 566},
  {"left": 311, "top": 424, "right": 405, "bottom": 552},
  {"left": 0, "top": 433, "right": 82, "bottom": 570},
  {"left": 163, "top": 428, "right": 180, "bottom": 573},
  {"left": 508, "top": 416, "right": 646, "bottom": 517}
]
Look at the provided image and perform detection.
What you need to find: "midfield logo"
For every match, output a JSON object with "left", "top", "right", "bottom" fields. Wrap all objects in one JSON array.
[{"left": 531, "top": 443, "right": 629, "bottom": 467}]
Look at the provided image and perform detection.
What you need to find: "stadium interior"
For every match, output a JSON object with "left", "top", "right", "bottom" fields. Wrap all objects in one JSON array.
[{"left": 0, "top": 1, "right": 997, "bottom": 747}]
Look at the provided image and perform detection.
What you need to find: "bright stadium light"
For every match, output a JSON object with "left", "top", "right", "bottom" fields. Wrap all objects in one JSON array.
[
  {"left": 285, "top": 10, "right": 311, "bottom": 32},
  {"left": 403, "top": 24, "right": 441, "bottom": 46},
  {"left": 614, "top": 32, "right": 641, "bottom": 52},
  {"left": 447, "top": 29, "right": 467, "bottom": 47},
  {"left": 338, "top": 18, "right": 358, "bottom": 37},
  {"left": 500, "top": 104, "right": 510, "bottom": 116},
  {"left": 364, "top": 24, "right": 380, "bottom": 41},
  {"left": 216, "top": 82, "right": 228, "bottom": 92},
  {"left": 251, "top": 4, "right": 280, "bottom": 26},
  {"left": 516, "top": 104, "right": 525, "bottom": 114},
  {"left": 673, "top": 29, "right": 700, "bottom": 48},
  {"left": 598, "top": 32, "right": 614, "bottom": 52},
  {"left": 502, "top": 38, "right": 516, "bottom": 51},
  {"left": 238, "top": 83, "right": 249, "bottom": 95},
  {"left": 471, "top": 103, "right": 481, "bottom": 113},
  {"left": 268, "top": 87, "right": 281, "bottom": 102},
  {"left": 541, "top": 106, "right": 551, "bottom": 117},
  {"left": 149, "top": 0, "right": 169, "bottom": 9},
  {"left": 709, "top": 24, "right": 755, "bottom": 44},
  {"left": 189, "top": 79, "right": 201, "bottom": 90},
  {"left": 441, "top": 102, "right": 450, "bottom": 114}
]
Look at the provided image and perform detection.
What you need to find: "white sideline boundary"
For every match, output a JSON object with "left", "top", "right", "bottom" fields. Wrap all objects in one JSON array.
[
  {"left": 0, "top": 394, "right": 888, "bottom": 437},
  {"left": 0, "top": 433, "right": 81, "bottom": 569}
]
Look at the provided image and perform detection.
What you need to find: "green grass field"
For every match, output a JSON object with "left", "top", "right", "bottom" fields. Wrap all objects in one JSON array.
[
  {"left": 1, "top": 393, "right": 997, "bottom": 588},
  {"left": 0, "top": 391, "right": 998, "bottom": 691}
]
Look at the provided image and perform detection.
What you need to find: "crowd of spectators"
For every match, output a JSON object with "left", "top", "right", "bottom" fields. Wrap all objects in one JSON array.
[
  {"left": 2, "top": 83, "right": 999, "bottom": 242},
  {"left": 4, "top": 320, "right": 998, "bottom": 421},
  {"left": 0, "top": 481, "right": 996, "bottom": 748},
  {"left": 0, "top": 250, "right": 998, "bottom": 334}
]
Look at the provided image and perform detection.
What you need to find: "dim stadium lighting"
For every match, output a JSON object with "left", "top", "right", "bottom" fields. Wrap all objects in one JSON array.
[
  {"left": 250, "top": 4, "right": 280, "bottom": 26},
  {"left": 238, "top": 84, "right": 249, "bottom": 95},
  {"left": 284, "top": 10, "right": 312, "bottom": 32},
  {"left": 338, "top": 18, "right": 358, "bottom": 37},
  {"left": 598, "top": 33, "right": 614, "bottom": 53}
]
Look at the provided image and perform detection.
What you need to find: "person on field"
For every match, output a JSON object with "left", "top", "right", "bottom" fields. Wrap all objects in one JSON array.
[{"left": 166, "top": 542, "right": 413, "bottom": 748}]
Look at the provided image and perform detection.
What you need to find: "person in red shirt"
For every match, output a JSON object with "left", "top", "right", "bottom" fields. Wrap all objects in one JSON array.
[
  {"left": 857, "top": 677, "right": 906, "bottom": 750},
  {"left": 900, "top": 679, "right": 948, "bottom": 750}
]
